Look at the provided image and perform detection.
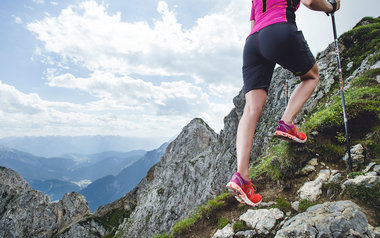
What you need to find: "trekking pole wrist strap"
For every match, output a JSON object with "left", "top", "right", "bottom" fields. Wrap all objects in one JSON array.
[{"left": 326, "top": 0, "right": 337, "bottom": 14}]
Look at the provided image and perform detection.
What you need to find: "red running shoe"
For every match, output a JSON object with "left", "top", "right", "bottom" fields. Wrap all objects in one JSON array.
[
  {"left": 274, "top": 120, "right": 307, "bottom": 143},
  {"left": 226, "top": 172, "right": 262, "bottom": 206}
]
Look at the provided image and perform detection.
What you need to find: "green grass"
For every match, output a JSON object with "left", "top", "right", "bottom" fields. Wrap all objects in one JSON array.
[
  {"left": 90, "top": 207, "right": 135, "bottom": 238},
  {"left": 152, "top": 233, "right": 170, "bottom": 238},
  {"left": 298, "top": 199, "right": 318, "bottom": 212},
  {"left": 299, "top": 70, "right": 380, "bottom": 163},
  {"left": 358, "top": 125, "right": 380, "bottom": 163},
  {"left": 169, "top": 193, "right": 230, "bottom": 237},
  {"left": 270, "top": 197, "right": 291, "bottom": 213},
  {"left": 302, "top": 17, "right": 380, "bottom": 142},
  {"left": 348, "top": 172, "right": 365, "bottom": 178},
  {"left": 157, "top": 188, "right": 165, "bottom": 195},
  {"left": 323, "top": 182, "right": 342, "bottom": 198},
  {"left": 217, "top": 217, "right": 230, "bottom": 229},
  {"left": 302, "top": 86, "right": 380, "bottom": 132},
  {"left": 340, "top": 17, "right": 380, "bottom": 76},
  {"left": 233, "top": 221, "right": 248, "bottom": 233},
  {"left": 250, "top": 142, "right": 295, "bottom": 181}
]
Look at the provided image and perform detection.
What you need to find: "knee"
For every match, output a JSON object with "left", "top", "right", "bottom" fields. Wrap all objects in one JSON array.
[
  {"left": 243, "top": 103, "right": 264, "bottom": 118},
  {"left": 301, "top": 63, "right": 319, "bottom": 83}
]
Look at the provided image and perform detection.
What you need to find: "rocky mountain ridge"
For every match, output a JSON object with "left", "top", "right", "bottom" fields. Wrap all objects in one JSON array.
[
  {"left": 0, "top": 16, "right": 379, "bottom": 238},
  {"left": 0, "top": 166, "right": 90, "bottom": 238}
]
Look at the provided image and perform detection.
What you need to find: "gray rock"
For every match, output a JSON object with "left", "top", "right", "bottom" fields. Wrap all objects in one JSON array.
[
  {"left": 235, "top": 230, "right": 256, "bottom": 238},
  {"left": 343, "top": 144, "right": 366, "bottom": 170},
  {"left": 119, "top": 118, "right": 221, "bottom": 237},
  {"left": 275, "top": 201, "right": 373, "bottom": 238},
  {"left": 308, "top": 158, "right": 318, "bottom": 166},
  {"left": 329, "top": 172, "right": 342, "bottom": 183},
  {"left": 298, "top": 169, "right": 331, "bottom": 201},
  {"left": 300, "top": 165, "right": 316, "bottom": 175},
  {"left": 345, "top": 53, "right": 376, "bottom": 88},
  {"left": 372, "top": 226, "right": 380, "bottom": 238},
  {"left": 373, "top": 165, "right": 380, "bottom": 175},
  {"left": 59, "top": 220, "right": 107, "bottom": 238},
  {"left": 363, "top": 162, "right": 377, "bottom": 173},
  {"left": 212, "top": 224, "right": 234, "bottom": 238},
  {"left": 240, "top": 208, "right": 284, "bottom": 235},
  {"left": 299, "top": 159, "right": 319, "bottom": 175},
  {"left": 347, "top": 61, "right": 354, "bottom": 71},
  {"left": 370, "top": 60, "right": 380, "bottom": 70},
  {"left": 343, "top": 172, "right": 380, "bottom": 188},
  {"left": 257, "top": 201, "right": 276, "bottom": 208},
  {"left": 291, "top": 201, "right": 299, "bottom": 212},
  {"left": 0, "top": 167, "right": 91, "bottom": 238}
]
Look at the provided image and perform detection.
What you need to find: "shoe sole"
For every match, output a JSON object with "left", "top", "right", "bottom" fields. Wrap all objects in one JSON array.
[
  {"left": 274, "top": 130, "right": 307, "bottom": 143},
  {"left": 226, "top": 182, "right": 262, "bottom": 207}
]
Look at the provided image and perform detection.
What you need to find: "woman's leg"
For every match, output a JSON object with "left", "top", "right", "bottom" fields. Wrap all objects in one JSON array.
[
  {"left": 236, "top": 89, "right": 267, "bottom": 181},
  {"left": 281, "top": 63, "right": 319, "bottom": 124}
]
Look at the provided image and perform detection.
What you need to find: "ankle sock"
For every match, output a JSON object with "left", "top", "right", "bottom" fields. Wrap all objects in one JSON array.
[
  {"left": 277, "top": 120, "right": 294, "bottom": 132},
  {"left": 232, "top": 172, "right": 250, "bottom": 185}
]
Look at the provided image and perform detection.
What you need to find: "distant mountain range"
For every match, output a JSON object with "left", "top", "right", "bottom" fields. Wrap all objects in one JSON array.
[
  {"left": 0, "top": 146, "right": 146, "bottom": 201},
  {"left": 0, "top": 135, "right": 165, "bottom": 157},
  {"left": 80, "top": 142, "right": 168, "bottom": 211},
  {"left": 0, "top": 141, "right": 169, "bottom": 210}
]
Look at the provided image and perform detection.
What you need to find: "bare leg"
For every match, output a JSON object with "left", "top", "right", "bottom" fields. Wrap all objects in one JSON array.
[
  {"left": 236, "top": 89, "right": 267, "bottom": 181},
  {"left": 281, "top": 63, "right": 319, "bottom": 124}
]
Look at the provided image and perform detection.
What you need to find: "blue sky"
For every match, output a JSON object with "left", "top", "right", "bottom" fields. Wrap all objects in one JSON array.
[{"left": 0, "top": 0, "right": 378, "bottom": 142}]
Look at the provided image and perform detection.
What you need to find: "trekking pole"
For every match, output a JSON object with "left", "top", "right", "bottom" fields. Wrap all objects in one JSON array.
[
  {"left": 329, "top": 13, "right": 353, "bottom": 172},
  {"left": 285, "top": 80, "right": 289, "bottom": 105},
  {"left": 284, "top": 71, "right": 290, "bottom": 105}
]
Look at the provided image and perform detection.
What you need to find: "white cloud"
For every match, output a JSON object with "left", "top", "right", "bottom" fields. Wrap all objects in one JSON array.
[
  {"left": 12, "top": 15, "right": 23, "bottom": 24},
  {"left": 0, "top": 79, "right": 192, "bottom": 138},
  {"left": 27, "top": 0, "right": 249, "bottom": 84},
  {"left": 32, "top": 0, "right": 45, "bottom": 4},
  {"left": 47, "top": 71, "right": 210, "bottom": 116},
  {"left": 24, "top": 0, "right": 250, "bottom": 136},
  {"left": 209, "top": 83, "right": 240, "bottom": 99},
  {"left": 0, "top": 0, "right": 276, "bottom": 141}
]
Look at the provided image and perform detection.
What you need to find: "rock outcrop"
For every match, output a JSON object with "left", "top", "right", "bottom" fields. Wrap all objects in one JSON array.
[
  {"left": 211, "top": 201, "right": 376, "bottom": 238},
  {"left": 275, "top": 201, "right": 374, "bottom": 238},
  {"left": 118, "top": 118, "right": 219, "bottom": 237},
  {"left": 240, "top": 208, "right": 284, "bottom": 235},
  {"left": 0, "top": 166, "right": 91, "bottom": 238}
]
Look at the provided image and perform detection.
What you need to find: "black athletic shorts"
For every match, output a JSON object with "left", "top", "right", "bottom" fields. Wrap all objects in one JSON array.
[{"left": 242, "top": 22, "right": 315, "bottom": 94}]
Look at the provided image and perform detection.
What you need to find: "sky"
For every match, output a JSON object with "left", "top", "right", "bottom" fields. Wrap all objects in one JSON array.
[{"left": 0, "top": 0, "right": 379, "bottom": 143}]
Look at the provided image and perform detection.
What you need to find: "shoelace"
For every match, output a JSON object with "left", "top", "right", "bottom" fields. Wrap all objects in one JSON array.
[{"left": 246, "top": 182, "right": 256, "bottom": 195}]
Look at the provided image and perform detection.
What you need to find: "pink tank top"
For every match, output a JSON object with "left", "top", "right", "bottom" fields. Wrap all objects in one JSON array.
[{"left": 250, "top": 0, "right": 301, "bottom": 35}]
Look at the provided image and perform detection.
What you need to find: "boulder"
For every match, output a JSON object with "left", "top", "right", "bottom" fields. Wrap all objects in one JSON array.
[
  {"left": 298, "top": 169, "right": 330, "bottom": 201},
  {"left": 235, "top": 230, "right": 256, "bottom": 238},
  {"left": 275, "top": 201, "right": 373, "bottom": 238},
  {"left": 299, "top": 158, "right": 318, "bottom": 176},
  {"left": 291, "top": 201, "right": 299, "bottom": 212},
  {"left": 343, "top": 144, "right": 366, "bottom": 170},
  {"left": 343, "top": 172, "right": 380, "bottom": 188},
  {"left": 212, "top": 224, "right": 234, "bottom": 238},
  {"left": 363, "top": 162, "right": 377, "bottom": 173},
  {"left": 240, "top": 208, "right": 284, "bottom": 235},
  {"left": 374, "top": 165, "right": 380, "bottom": 175}
]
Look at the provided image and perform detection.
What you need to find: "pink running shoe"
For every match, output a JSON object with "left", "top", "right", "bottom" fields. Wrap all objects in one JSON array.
[
  {"left": 226, "top": 172, "right": 262, "bottom": 206},
  {"left": 274, "top": 120, "right": 307, "bottom": 143}
]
